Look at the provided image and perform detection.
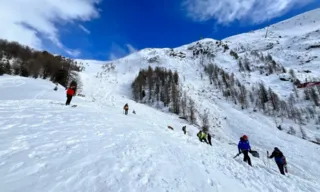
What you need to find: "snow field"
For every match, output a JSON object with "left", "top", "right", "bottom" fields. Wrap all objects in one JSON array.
[{"left": 1, "top": 73, "right": 320, "bottom": 192}]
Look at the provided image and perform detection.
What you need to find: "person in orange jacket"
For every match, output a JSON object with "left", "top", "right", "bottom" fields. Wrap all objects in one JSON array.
[
  {"left": 66, "top": 86, "right": 75, "bottom": 105},
  {"left": 123, "top": 103, "right": 129, "bottom": 115}
]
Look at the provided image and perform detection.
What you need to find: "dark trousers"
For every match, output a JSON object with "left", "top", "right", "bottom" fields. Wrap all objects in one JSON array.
[
  {"left": 66, "top": 95, "right": 72, "bottom": 105},
  {"left": 243, "top": 151, "right": 252, "bottom": 166},
  {"left": 276, "top": 162, "right": 285, "bottom": 175},
  {"left": 124, "top": 110, "right": 128, "bottom": 115},
  {"left": 208, "top": 135, "right": 212, "bottom": 145},
  {"left": 199, "top": 138, "right": 207, "bottom": 143}
]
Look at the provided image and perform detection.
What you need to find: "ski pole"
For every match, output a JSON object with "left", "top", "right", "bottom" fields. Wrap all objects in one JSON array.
[
  {"left": 266, "top": 151, "right": 268, "bottom": 168},
  {"left": 233, "top": 152, "right": 241, "bottom": 158}
]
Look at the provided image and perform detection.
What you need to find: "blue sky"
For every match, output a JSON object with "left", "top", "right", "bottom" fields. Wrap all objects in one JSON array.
[{"left": 1, "top": 0, "right": 320, "bottom": 61}]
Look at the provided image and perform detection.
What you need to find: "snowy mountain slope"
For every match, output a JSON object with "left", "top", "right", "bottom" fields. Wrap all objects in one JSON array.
[
  {"left": 225, "top": 8, "right": 320, "bottom": 80},
  {"left": 1, "top": 71, "right": 320, "bottom": 192},
  {"left": 97, "top": 40, "right": 318, "bottom": 139},
  {"left": 91, "top": 8, "right": 320, "bottom": 142}
]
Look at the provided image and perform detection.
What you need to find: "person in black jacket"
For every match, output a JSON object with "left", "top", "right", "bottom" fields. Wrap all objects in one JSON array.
[
  {"left": 268, "top": 147, "right": 287, "bottom": 175},
  {"left": 182, "top": 126, "right": 186, "bottom": 135}
]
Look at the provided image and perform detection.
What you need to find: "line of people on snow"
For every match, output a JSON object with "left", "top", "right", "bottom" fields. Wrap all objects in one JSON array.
[
  {"left": 63, "top": 85, "right": 288, "bottom": 176},
  {"left": 237, "top": 135, "right": 288, "bottom": 175},
  {"left": 123, "top": 107, "right": 288, "bottom": 177},
  {"left": 181, "top": 128, "right": 287, "bottom": 175}
]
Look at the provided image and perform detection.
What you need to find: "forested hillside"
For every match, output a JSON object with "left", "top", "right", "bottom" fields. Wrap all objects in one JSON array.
[{"left": 0, "top": 39, "right": 84, "bottom": 87}]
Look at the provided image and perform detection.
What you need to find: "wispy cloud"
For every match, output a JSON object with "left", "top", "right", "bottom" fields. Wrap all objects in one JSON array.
[
  {"left": 65, "top": 49, "right": 81, "bottom": 57},
  {"left": 109, "top": 53, "right": 118, "bottom": 61},
  {"left": 126, "top": 44, "right": 137, "bottom": 53},
  {"left": 0, "top": 0, "right": 101, "bottom": 57},
  {"left": 108, "top": 43, "right": 138, "bottom": 60},
  {"left": 79, "top": 24, "right": 91, "bottom": 34},
  {"left": 182, "top": 0, "right": 314, "bottom": 24}
]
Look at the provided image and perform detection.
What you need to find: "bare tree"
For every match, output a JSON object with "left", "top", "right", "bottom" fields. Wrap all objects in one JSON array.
[
  {"left": 188, "top": 97, "right": 196, "bottom": 124},
  {"left": 268, "top": 88, "right": 280, "bottom": 112},
  {"left": 201, "top": 109, "right": 210, "bottom": 132},
  {"left": 287, "top": 127, "right": 296, "bottom": 135},
  {"left": 258, "top": 83, "right": 269, "bottom": 111},
  {"left": 238, "top": 85, "right": 248, "bottom": 109},
  {"left": 238, "top": 60, "right": 245, "bottom": 72},
  {"left": 280, "top": 101, "right": 289, "bottom": 118},
  {"left": 300, "top": 126, "right": 307, "bottom": 139},
  {"left": 307, "top": 107, "right": 315, "bottom": 119},
  {"left": 310, "top": 87, "right": 319, "bottom": 106},
  {"left": 304, "top": 88, "right": 310, "bottom": 100},
  {"left": 289, "top": 69, "right": 296, "bottom": 80},
  {"left": 293, "top": 84, "right": 299, "bottom": 98},
  {"left": 180, "top": 91, "right": 187, "bottom": 117},
  {"left": 243, "top": 57, "right": 251, "bottom": 72},
  {"left": 287, "top": 94, "right": 295, "bottom": 111},
  {"left": 171, "top": 83, "right": 180, "bottom": 115}
]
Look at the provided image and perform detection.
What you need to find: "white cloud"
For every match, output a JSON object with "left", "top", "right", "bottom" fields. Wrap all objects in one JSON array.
[
  {"left": 65, "top": 49, "right": 81, "bottom": 57},
  {"left": 108, "top": 43, "right": 138, "bottom": 60},
  {"left": 79, "top": 24, "right": 91, "bottom": 34},
  {"left": 182, "top": 0, "right": 314, "bottom": 24},
  {"left": 0, "top": 0, "right": 101, "bottom": 56},
  {"left": 109, "top": 53, "right": 118, "bottom": 61},
  {"left": 126, "top": 44, "right": 137, "bottom": 53}
]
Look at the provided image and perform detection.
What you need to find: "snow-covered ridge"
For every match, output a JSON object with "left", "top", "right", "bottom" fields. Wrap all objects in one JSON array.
[
  {"left": 225, "top": 8, "right": 320, "bottom": 74},
  {"left": 93, "top": 8, "right": 320, "bottom": 140}
]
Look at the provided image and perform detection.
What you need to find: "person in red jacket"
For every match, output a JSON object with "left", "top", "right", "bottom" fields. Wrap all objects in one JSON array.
[
  {"left": 66, "top": 86, "right": 75, "bottom": 105},
  {"left": 123, "top": 103, "right": 129, "bottom": 115}
]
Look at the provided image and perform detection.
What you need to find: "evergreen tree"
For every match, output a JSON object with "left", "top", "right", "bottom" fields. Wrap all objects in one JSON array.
[
  {"left": 5, "top": 61, "right": 11, "bottom": 74},
  {"left": 0, "top": 61, "right": 5, "bottom": 75}
]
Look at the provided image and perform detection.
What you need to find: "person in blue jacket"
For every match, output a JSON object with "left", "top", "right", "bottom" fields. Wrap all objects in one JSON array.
[
  {"left": 238, "top": 135, "right": 252, "bottom": 166},
  {"left": 268, "top": 147, "right": 287, "bottom": 175}
]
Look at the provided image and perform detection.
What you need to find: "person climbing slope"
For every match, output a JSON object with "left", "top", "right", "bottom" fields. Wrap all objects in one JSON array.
[
  {"left": 197, "top": 130, "right": 208, "bottom": 144},
  {"left": 182, "top": 126, "right": 187, "bottom": 135},
  {"left": 66, "top": 85, "right": 75, "bottom": 105},
  {"left": 268, "top": 147, "right": 287, "bottom": 175},
  {"left": 123, "top": 103, "right": 129, "bottom": 115},
  {"left": 238, "top": 135, "right": 252, "bottom": 166}
]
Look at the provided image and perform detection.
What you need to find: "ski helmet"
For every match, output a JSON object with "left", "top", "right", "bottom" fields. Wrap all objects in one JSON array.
[{"left": 242, "top": 135, "right": 248, "bottom": 140}]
